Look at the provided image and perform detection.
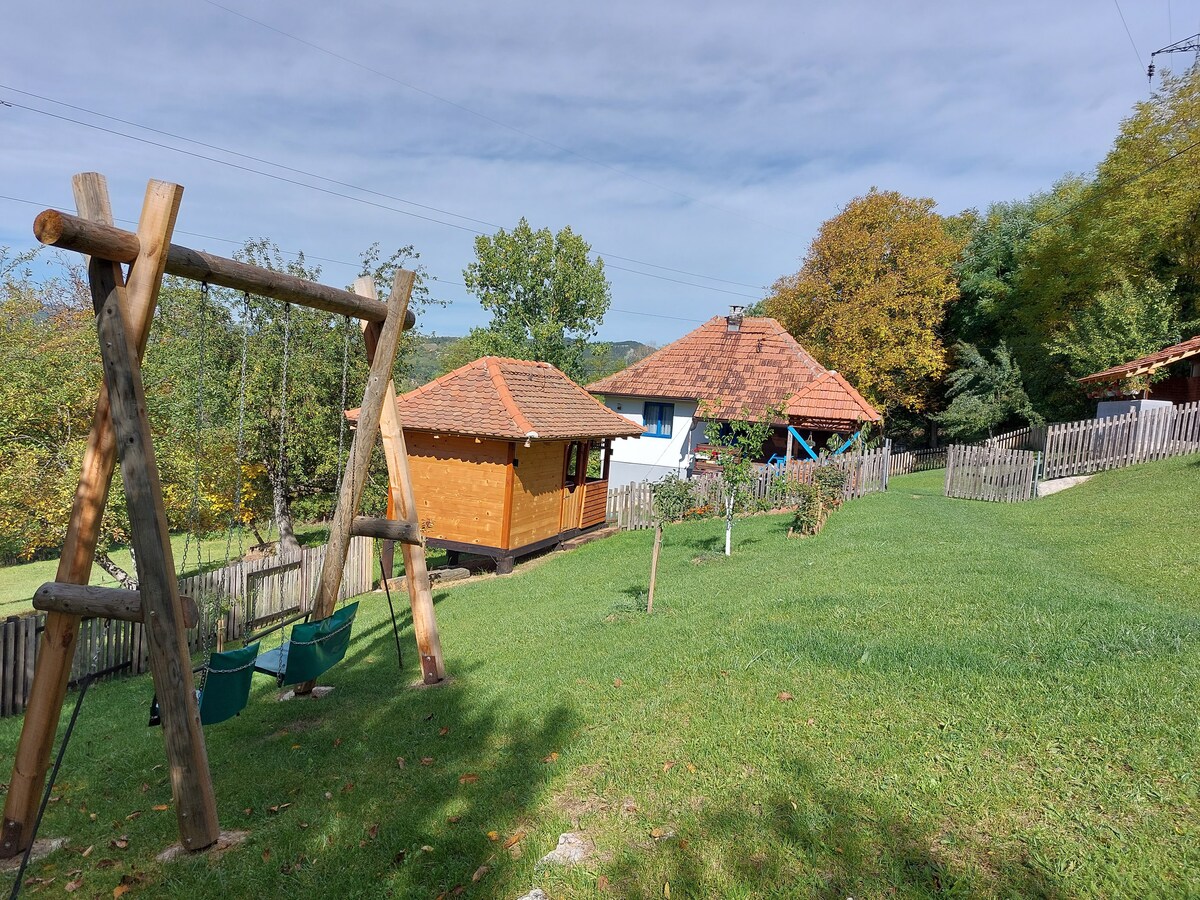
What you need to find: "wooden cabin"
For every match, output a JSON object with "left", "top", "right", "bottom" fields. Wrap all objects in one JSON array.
[{"left": 354, "top": 357, "right": 644, "bottom": 573}]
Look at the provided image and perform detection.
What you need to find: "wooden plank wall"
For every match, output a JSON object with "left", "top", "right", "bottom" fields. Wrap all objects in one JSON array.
[
  {"left": 889, "top": 447, "right": 948, "bottom": 476},
  {"left": 606, "top": 445, "right": 893, "bottom": 531},
  {"left": 0, "top": 536, "right": 373, "bottom": 718},
  {"left": 944, "top": 445, "right": 1040, "bottom": 502},
  {"left": 984, "top": 424, "right": 1048, "bottom": 453},
  {"left": 1041, "top": 400, "right": 1200, "bottom": 480},
  {"left": 405, "top": 433, "right": 509, "bottom": 547},
  {"left": 509, "top": 441, "right": 569, "bottom": 549}
]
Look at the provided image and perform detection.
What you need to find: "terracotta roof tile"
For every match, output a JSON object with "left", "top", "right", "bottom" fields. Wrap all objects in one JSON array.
[
  {"left": 1078, "top": 334, "right": 1200, "bottom": 384},
  {"left": 588, "top": 316, "right": 880, "bottom": 426},
  {"left": 352, "top": 357, "right": 645, "bottom": 442}
]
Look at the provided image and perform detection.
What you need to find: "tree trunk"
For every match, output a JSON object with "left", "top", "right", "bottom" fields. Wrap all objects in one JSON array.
[
  {"left": 95, "top": 549, "right": 138, "bottom": 590},
  {"left": 269, "top": 467, "right": 301, "bottom": 554}
]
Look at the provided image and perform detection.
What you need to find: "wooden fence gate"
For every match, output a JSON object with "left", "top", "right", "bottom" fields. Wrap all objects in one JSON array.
[{"left": 944, "top": 444, "right": 1041, "bottom": 502}]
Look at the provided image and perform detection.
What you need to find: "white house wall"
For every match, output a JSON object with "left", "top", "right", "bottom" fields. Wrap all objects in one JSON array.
[{"left": 600, "top": 395, "right": 705, "bottom": 487}]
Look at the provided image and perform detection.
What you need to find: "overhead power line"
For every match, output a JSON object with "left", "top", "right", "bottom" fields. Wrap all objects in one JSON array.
[
  {"left": 0, "top": 193, "right": 712, "bottom": 326},
  {"left": 0, "top": 88, "right": 767, "bottom": 296}
]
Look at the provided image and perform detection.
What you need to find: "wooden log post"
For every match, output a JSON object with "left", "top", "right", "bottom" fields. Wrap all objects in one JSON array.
[
  {"left": 2, "top": 176, "right": 183, "bottom": 857},
  {"left": 88, "top": 197, "right": 220, "bottom": 852},
  {"left": 33, "top": 583, "right": 199, "bottom": 629},
  {"left": 295, "top": 271, "right": 420, "bottom": 693},
  {"left": 355, "top": 276, "right": 446, "bottom": 684}
]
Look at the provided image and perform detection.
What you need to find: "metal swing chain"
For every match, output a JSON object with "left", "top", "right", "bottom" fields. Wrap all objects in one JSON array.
[
  {"left": 180, "top": 282, "right": 209, "bottom": 582},
  {"left": 276, "top": 300, "right": 292, "bottom": 523},
  {"left": 335, "top": 314, "right": 352, "bottom": 498},
  {"left": 223, "top": 292, "right": 252, "bottom": 568}
]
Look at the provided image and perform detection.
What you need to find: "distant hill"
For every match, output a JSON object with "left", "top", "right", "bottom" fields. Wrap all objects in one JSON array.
[{"left": 398, "top": 336, "right": 656, "bottom": 389}]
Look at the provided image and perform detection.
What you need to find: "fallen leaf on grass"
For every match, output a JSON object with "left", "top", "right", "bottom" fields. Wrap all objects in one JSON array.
[
  {"left": 262, "top": 849, "right": 271, "bottom": 862},
  {"left": 502, "top": 831, "right": 524, "bottom": 850},
  {"left": 543, "top": 751, "right": 559, "bottom": 763},
  {"left": 139, "top": 783, "right": 149, "bottom": 794},
  {"left": 95, "top": 859, "right": 117, "bottom": 870},
  {"left": 420, "top": 845, "right": 435, "bottom": 853},
  {"left": 471, "top": 864, "right": 489, "bottom": 882},
  {"left": 125, "top": 811, "right": 141, "bottom": 821},
  {"left": 113, "top": 886, "right": 130, "bottom": 899},
  {"left": 439, "top": 726, "right": 450, "bottom": 736},
  {"left": 368, "top": 823, "right": 379, "bottom": 839},
  {"left": 597, "top": 874, "right": 610, "bottom": 891},
  {"left": 152, "top": 804, "right": 169, "bottom": 812},
  {"left": 420, "top": 757, "right": 435, "bottom": 767},
  {"left": 80, "top": 846, "right": 93, "bottom": 858},
  {"left": 109, "top": 837, "right": 129, "bottom": 850},
  {"left": 806, "top": 717, "right": 815, "bottom": 726},
  {"left": 664, "top": 881, "right": 671, "bottom": 898},
  {"left": 333, "top": 738, "right": 342, "bottom": 748},
  {"left": 486, "top": 831, "right": 499, "bottom": 842},
  {"left": 242, "top": 807, "right": 253, "bottom": 816},
  {"left": 396, "top": 757, "right": 406, "bottom": 769},
  {"left": 777, "top": 692, "right": 793, "bottom": 702},
  {"left": 291, "top": 743, "right": 301, "bottom": 750},
  {"left": 685, "top": 763, "right": 697, "bottom": 774},
  {"left": 341, "top": 782, "right": 355, "bottom": 793},
  {"left": 267, "top": 803, "right": 292, "bottom": 814},
  {"left": 613, "top": 678, "right": 623, "bottom": 687},
  {"left": 458, "top": 773, "right": 478, "bottom": 785},
  {"left": 662, "top": 761, "right": 676, "bottom": 772},
  {"left": 678, "top": 839, "right": 690, "bottom": 849},
  {"left": 65, "top": 878, "right": 83, "bottom": 892}
]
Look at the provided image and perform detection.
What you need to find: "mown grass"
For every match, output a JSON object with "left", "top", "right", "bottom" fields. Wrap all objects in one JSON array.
[{"left": 1, "top": 457, "right": 1198, "bottom": 898}]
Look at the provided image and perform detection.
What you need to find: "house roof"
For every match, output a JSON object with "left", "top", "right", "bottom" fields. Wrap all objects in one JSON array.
[
  {"left": 350, "top": 357, "right": 645, "bottom": 442},
  {"left": 1077, "top": 334, "right": 1200, "bottom": 386},
  {"left": 785, "top": 370, "right": 882, "bottom": 425},
  {"left": 587, "top": 316, "right": 880, "bottom": 426}
]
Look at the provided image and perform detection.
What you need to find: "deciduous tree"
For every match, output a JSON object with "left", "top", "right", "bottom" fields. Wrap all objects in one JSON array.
[
  {"left": 765, "top": 189, "right": 966, "bottom": 416},
  {"left": 463, "top": 218, "right": 610, "bottom": 381}
]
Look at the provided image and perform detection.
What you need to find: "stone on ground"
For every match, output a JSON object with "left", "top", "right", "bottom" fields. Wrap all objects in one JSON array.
[{"left": 538, "top": 831, "right": 593, "bottom": 866}]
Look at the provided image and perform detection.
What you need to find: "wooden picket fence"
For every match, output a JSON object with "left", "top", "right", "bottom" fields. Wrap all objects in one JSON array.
[
  {"left": 984, "top": 424, "right": 1048, "bottom": 452},
  {"left": 607, "top": 445, "right": 892, "bottom": 531},
  {"left": 0, "top": 536, "right": 374, "bottom": 718},
  {"left": 944, "top": 444, "right": 1041, "bottom": 502},
  {"left": 1041, "top": 400, "right": 1200, "bottom": 480},
  {"left": 889, "top": 447, "right": 947, "bottom": 476}
]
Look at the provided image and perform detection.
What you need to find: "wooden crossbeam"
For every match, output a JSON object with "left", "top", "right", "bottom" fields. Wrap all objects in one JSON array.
[
  {"left": 33, "top": 584, "right": 199, "bottom": 629},
  {"left": 350, "top": 516, "right": 422, "bottom": 545},
  {"left": 33, "top": 210, "right": 416, "bottom": 327}
]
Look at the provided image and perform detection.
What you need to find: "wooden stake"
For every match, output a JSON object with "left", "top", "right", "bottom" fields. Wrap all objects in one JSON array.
[
  {"left": 647, "top": 522, "right": 663, "bottom": 614},
  {"left": 355, "top": 276, "right": 446, "bottom": 684},
  {"left": 2, "top": 176, "right": 182, "bottom": 856}
]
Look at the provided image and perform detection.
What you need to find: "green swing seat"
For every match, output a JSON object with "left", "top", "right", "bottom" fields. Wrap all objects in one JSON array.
[
  {"left": 197, "top": 642, "right": 261, "bottom": 726},
  {"left": 253, "top": 602, "right": 359, "bottom": 686}
]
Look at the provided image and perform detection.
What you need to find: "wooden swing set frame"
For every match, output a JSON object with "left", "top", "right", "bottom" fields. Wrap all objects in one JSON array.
[{"left": 1, "top": 173, "right": 446, "bottom": 857}]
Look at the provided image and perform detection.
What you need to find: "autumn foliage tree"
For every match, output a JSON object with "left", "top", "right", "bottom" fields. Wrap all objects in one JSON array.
[{"left": 765, "top": 190, "right": 966, "bottom": 417}]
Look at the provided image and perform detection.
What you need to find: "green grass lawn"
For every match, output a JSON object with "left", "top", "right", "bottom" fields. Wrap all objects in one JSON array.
[{"left": 1, "top": 457, "right": 1198, "bottom": 898}]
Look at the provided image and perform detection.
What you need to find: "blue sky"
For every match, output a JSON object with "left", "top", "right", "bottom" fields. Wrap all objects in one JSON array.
[{"left": 2, "top": 0, "right": 1197, "bottom": 344}]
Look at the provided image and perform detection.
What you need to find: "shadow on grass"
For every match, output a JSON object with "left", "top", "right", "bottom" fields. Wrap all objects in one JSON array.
[{"left": 601, "top": 754, "right": 1063, "bottom": 899}]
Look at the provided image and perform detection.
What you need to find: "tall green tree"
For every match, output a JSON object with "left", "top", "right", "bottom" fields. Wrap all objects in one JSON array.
[
  {"left": 765, "top": 189, "right": 966, "bottom": 417},
  {"left": 935, "top": 342, "right": 1042, "bottom": 442},
  {"left": 462, "top": 218, "right": 611, "bottom": 381}
]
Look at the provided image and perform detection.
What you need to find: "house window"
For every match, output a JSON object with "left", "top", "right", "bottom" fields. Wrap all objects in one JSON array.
[{"left": 643, "top": 402, "right": 674, "bottom": 438}]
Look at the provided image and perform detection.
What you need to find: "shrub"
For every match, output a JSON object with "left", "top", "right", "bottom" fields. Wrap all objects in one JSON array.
[
  {"left": 788, "top": 483, "right": 824, "bottom": 537},
  {"left": 652, "top": 473, "right": 697, "bottom": 523}
]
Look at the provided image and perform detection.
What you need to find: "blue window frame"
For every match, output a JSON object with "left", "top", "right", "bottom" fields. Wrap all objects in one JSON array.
[{"left": 643, "top": 402, "right": 674, "bottom": 438}]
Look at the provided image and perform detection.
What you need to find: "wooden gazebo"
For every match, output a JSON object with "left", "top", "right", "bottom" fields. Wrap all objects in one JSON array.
[{"left": 352, "top": 357, "right": 644, "bottom": 573}]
